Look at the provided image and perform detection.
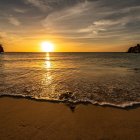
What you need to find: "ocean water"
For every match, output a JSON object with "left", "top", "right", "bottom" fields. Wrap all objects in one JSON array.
[{"left": 0, "top": 52, "right": 140, "bottom": 108}]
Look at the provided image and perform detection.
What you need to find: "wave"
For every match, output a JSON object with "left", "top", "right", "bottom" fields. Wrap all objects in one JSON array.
[{"left": 0, "top": 94, "right": 140, "bottom": 109}]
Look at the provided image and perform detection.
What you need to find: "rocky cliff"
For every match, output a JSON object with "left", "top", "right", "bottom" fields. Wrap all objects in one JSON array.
[
  {"left": 0, "top": 44, "right": 4, "bottom": 53},
  {"left": 128, "top": 44, "right": 140, "bottom": 53}
]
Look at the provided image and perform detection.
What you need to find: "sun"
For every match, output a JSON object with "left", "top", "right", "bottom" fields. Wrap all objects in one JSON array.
[{"left": 41, "top": 42, "right": 54, "bottom": 52}]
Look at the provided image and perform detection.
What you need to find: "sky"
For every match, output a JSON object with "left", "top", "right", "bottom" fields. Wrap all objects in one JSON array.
[{"left": 0, "top": 0, "right": 140, "bottom": 52}]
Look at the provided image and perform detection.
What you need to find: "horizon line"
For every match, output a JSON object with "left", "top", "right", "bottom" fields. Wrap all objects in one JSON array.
[{"left": 3, "top": 51, "right": 126, "bottom": 53}]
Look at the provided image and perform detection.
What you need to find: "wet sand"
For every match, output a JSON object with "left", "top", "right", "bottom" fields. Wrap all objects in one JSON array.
[{"left": 0, "top": 97, "right": 140, "bottom": 140}]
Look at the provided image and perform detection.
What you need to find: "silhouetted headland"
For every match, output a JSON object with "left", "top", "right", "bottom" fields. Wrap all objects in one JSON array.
[
  {"left": 0, "top": 44, "right": 4, "bottom": 53},
  {"left": 127, "top": 44, "right": 140, "bottom": 53}
]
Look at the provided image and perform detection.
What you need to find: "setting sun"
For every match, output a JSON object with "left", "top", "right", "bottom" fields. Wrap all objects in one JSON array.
[{"left": 41, "top": 42, "right": 54, "bottom": 52}]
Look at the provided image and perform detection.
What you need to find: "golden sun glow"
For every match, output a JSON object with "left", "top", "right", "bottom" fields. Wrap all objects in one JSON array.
[{"left": 41, "top": 42, "right": 54, "bottom": 52}]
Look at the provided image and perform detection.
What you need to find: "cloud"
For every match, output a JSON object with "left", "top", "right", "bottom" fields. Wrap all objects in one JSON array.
[
  {"left": 14, "top": 8, "right": 27, "bottom": 13},
  {"left": 8, "top": 16, "right": 21, "bottom": 26},
  {"left": 25, "top": 0, "right": 87, "bottom": 12},
  {"left": 42, "top": 1, "right": 90, "bottom": 31},
  {"left": 41, "top": 0, "right": 140, "bottom": 43},
  {"left": 25, "top": 0, "right": 52, "bottom": 11},
  {"left": 79, "top": 18, "right": 127, "bottom": 36},
  {"left": 79, "top": 5, "right": 140, "bottom": 37}
]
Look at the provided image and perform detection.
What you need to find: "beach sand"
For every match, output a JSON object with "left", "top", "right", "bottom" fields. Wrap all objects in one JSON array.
[{"left": 0, "top": 97, "right": 140, "bottom": 140}]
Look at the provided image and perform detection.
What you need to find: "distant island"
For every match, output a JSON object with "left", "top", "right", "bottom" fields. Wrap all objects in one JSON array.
[
  {"left": 127, "top": 44, "right": 140, "bottom": 53},
  {"left": 0, "top": 44, "right": 4, "bottom": 53}
]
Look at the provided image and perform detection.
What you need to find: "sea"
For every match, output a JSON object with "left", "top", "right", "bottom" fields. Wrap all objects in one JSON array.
[{"left": 0, "top": 52, "right": 140, "bottom": 108}]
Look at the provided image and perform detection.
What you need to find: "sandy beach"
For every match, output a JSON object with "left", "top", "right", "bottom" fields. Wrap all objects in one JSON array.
[{"left": 0, "top": 97, "right": 140, "bottom": 140}]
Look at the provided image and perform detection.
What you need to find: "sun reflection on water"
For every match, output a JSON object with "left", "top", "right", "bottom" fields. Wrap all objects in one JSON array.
[
  {"left": 43, "top": 53, "right": 52, "bottom": 82},
  {"left": 45, "top": 53, "right": 51, "bottom": 69}
]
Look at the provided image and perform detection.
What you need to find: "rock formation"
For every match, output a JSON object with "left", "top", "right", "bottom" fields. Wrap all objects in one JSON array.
[
  {"left": 128, "top": 44, "right": 140, "bottom": 53},
  {"left": 0, "top": 44, "right": 4, "bottom": 53}
]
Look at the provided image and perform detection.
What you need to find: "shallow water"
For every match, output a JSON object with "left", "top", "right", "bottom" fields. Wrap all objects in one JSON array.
[{"left": 0, "top": 52, "right": 140, "bottom": 108}]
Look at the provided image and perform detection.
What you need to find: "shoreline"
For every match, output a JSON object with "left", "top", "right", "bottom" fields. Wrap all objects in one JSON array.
[
  {"left": 0, "top": 97, "right": 140, "bottom": 140},
  {"left": 0, "top": 95, "right": 140, "bottom": 111}
]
